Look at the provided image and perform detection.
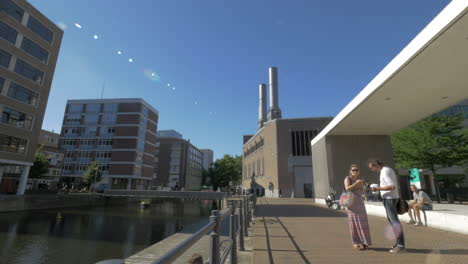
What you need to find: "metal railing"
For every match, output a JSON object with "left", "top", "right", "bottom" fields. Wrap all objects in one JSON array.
[{"left": 151, "top": 194, "right": 256, "bottom": 264}]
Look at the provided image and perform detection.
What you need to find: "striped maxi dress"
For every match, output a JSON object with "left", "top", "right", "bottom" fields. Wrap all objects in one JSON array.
[{"left": 345, "top": 176, "right": 372, "bottom": 246}]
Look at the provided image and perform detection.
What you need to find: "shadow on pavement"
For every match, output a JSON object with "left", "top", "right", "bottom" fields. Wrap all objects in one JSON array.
[
  {"left": 257, "top": 204, "right": 346, "bottom": 218},
  {"left": 370, "top": 247, "right": 468, "bottom": 255},
  {"left": 274, "top": 216, "right": 311, "bottom": 264}
]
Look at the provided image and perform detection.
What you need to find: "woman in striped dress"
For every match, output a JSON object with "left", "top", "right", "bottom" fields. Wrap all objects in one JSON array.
[{"left": 344, "top": 164, "right": 372, "bottom": 250}]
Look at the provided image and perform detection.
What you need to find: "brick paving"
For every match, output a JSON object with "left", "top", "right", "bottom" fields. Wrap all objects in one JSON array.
[{"left": 253, "top": 198, "right": 468, "bottom": 264}]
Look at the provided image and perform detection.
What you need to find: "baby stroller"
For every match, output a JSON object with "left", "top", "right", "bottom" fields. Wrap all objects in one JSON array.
[{"left": 325, "top": 187, "right": 341, "bottom": 210}]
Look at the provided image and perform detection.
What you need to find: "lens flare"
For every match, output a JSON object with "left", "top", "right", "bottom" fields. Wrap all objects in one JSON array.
[
  {"left": 128, "top": 58, "right": 133, "bottom": 63},
  {"left": 384, "top": 223, "right": 402, "bottom": 241},
  {"left": 117, "top": 50, "right": 122, "bottom": 55},
  {"left": 425, "top": 250, "right": 443, "bottom": 264},
  {"left": 167, "top": 83, "right": 171, "bottom": 87},
  {"left": 194, "top": 101, "right": 198, "bottom": 105},
  {"left": 93, "top": 35, "right": 99, "bottom": 39},
  {"left": 57, "top": 22, "right": 67, "bottom": 30},
  {"left": 143, "top": 69, "right": 160, "bottom": 81},
  {"left": 74, "top": 23, "right": 82, "bottom": 29},
  {"left": 172, "top": 87, "right": 176, "bottom": 90}
]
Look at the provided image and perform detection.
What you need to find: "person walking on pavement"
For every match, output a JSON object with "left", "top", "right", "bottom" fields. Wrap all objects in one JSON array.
[
  {"left": 344, "top": 164, "right": 372, "bottom": 250},
  {"left": 367, "top": 158, "right": 405, "bottom": 253}
]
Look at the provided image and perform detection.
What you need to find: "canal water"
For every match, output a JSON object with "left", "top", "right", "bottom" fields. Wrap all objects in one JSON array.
[{"left": 0, "top": 199, "right": 215, "bottom": 264}]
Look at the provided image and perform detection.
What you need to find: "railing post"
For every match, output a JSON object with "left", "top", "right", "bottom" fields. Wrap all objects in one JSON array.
[
  {"left": 243, "top": 196, "right": 249, "bottom": 237},
  {"left": 210, "top": 210, "right": 220, "bottom": 264},
  {"left": 238, "top": 199, "right": 245, "bottom": 251},
  {"left": 245, "top": 196, "right": 251, "bottom": 229},
  {"left": 229, "top": 201, "right": 238, "bottom": 264}
]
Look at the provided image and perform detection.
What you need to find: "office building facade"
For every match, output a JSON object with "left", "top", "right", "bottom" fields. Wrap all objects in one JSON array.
[
  {"left": 0, "top": 0, "right": 63, "bottom": 194},
  {"left": 59, "top": 98, "right": 158, "bottom": 190},
  {"left": 29, "top": 129, "right": 63, "bottom": 190},
  {"left": 155, "top": 132, "right": 203, "bottom": 190},
  {"left": 201, "top": 149, "right": 214, "bottom": 170}
]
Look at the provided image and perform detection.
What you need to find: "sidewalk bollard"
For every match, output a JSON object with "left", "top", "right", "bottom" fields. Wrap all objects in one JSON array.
[
  {"left": 229, "top": 201, "right": 238, "bottom": 264},
  {"left": 239, "top": 200, "right": 245, "bottom": 251},
  {"left": 209, "top": 210, "right": 220, "bottom": 264}
]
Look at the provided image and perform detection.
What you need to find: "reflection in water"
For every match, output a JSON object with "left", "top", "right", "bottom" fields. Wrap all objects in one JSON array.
[{"left": 0, "top": 199, "right": 212, "bottom": 264}]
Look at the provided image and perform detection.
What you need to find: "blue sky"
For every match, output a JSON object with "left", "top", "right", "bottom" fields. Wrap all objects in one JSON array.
[{"left": 31, "top": 0, "right": 449, "bottom": 160}]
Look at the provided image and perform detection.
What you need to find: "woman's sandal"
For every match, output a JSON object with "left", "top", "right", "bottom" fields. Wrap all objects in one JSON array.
[
  {"left": 360, "top": 245, "right": 369, "bottom": 251},
  {"left": 353, "top": 244, "right": 362, "bottom": 250}
]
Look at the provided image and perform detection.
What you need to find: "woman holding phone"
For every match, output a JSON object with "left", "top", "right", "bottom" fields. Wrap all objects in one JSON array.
[{"left": 344, "top": 164, "right": 372, "bottom": 250}]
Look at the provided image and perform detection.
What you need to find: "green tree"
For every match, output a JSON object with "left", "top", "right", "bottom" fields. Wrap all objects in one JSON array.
[
  {"left": 209, "top": 155, "right": 242, "bottom": 190},
  {"left": 83, "top": 161, "right": 102, "bottom": 188},
  {"left": 29, "top": 145, "right": 49, "bottom": 179},
  {"left": 392, "top": 114, "right": 468, "bottom": 203}
]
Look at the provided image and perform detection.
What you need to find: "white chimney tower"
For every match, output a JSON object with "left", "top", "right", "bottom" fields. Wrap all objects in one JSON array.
[
  {"left": 258, "top": 83, "right": 267, "bottom": 129},
  {"left": 267, "top": 67, "right": 282, "bottom": 120}
]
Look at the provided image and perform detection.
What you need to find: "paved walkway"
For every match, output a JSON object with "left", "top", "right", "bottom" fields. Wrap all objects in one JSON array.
[
  {"left": 253, "top": 198, "right": 468, "bottom": 264},
  {"left": 366, "top": 201, "right": 468, "bottom": 216}
]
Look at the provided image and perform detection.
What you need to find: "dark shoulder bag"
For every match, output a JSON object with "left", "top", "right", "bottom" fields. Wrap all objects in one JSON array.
[{"left": 395, "top": 173, "right": 409, "bottom": 214}]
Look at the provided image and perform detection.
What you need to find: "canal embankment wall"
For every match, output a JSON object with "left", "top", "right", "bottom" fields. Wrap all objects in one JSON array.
[{"left": 0, "top": 194, "right": 122, "bottom": 212}]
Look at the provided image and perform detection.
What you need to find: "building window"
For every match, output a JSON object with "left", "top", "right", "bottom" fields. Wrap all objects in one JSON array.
[
  {"left": 1, "top": 1, "right": 24, "bottom": 22},
  {"left": 63, "top": 139, "right": 77, "bottom": 146},
  {"left": 80, "top": 139, "right": 96, "bottom": 145},
  {"left": 14, "top": 59, "right": 44, "bottom": 84},
  {"left": 84, "top": 126, "right": 97, "bottom": 136},
  {"left": 99, "top": 164, "right": 109, "bottom": 172},
  {"left": 0, "top": 48, "right": 11, "bottom": 68},
  {"left": 291, "top": 130, "right": 317, "bottom": 156},
  {"left": 86, "top": 104, "right": 100, "bottom": 113},
  {"left": 65, "top": 127, "right": 81, "bottom": 134},
  {"left": 84, "top": 114, "right": 99, "bottom": 124},
  {"left": 68, "top": 104, "right": 83, "bottom": 113},
  {"left": 107, "top": 127, "right": 115, "bottom": 134},
  {"left": 0, "top": 134, "right": 27, "bottom": 154},
  {"left": 98, "top": 139, "right": 113, "bottom": 146},
  {"left": 65, "top": 114, "right": 81, "bottom": 125},
  {"left": 26, "top": 16, "right": 53, "bottom": 43},
  {"left": 243, "top": 137, "right": 264, "bottom": 158},
  {"left": 1, "top": 107, "right": 33, "bottom": 129},
  {"left": 20, "top": 37, "right": 49, "bottom": 64},
  {"left": 7, "top": 82, "right": 39, "bottom": 106},
  {"left": 77, "top": 151, "right": 93, "bottom": 158},
  {"left": 103, "top": 103, "right": 117, "bottom": 113},
  {"left": 96, "top": 152, "right": 112, "bottom": 158},
  {"left": 0, "top": 21, "right": 18, "bottom": 44},
  {"left": 76, "top": 164, "right": 88, "bottom": 171},
  {"left": 0, "top": 77, "right": 4, "bottom": 93}
]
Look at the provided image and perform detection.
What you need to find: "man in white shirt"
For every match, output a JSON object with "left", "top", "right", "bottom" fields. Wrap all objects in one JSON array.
[
  {"left": 368, "top": 158, "right": 405, "bottom": 253},
  {"left": 407, "top": 184, "right": 433, "bottom": 226}
]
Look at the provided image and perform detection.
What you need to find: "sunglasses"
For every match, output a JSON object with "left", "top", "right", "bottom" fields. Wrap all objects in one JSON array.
[{"left": 351, "top": 169, "right": 359, "bottom": 172}]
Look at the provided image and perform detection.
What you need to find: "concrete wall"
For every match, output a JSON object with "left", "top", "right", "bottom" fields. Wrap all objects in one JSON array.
[
  {"left": 312, "top": 135, "right": 395, "bottom": 198},
  {"left": 312, "top": 136, "right": 330, "bottom": 199},
  {"left": 104, "top": 190, "right": 227, "bottom": 200},
  {"left": 0, "top": 194, "right": 112, "bottom": 212}
]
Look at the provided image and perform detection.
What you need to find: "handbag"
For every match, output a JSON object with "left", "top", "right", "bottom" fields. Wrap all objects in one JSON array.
[
  {"left": 394, "top": 170, "right": 409, "bottom": 214},
  {"left": 340, "top": 191, "right": 355, "bottom": 209},
  {"left": 397, "top": 198, "right": 409, "bottom": 215}
]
